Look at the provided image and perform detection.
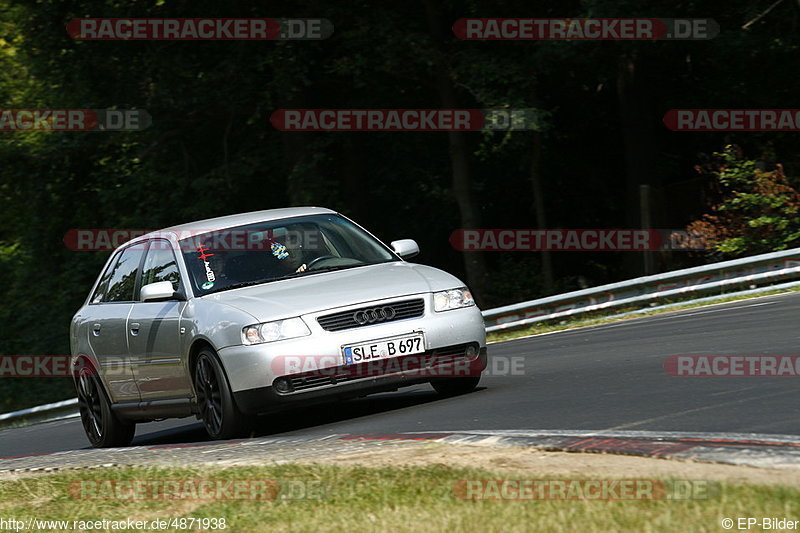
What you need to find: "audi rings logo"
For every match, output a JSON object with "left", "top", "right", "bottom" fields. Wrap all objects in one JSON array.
[{"left": 353, "top": 306, "right": 397, "bottom": 325}]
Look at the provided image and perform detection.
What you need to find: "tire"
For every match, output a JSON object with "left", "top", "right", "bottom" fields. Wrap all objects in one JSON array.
[
  {"left": 75, "top": 366, "right": 136, "bottom": 448},
  {"left": 431, "top": 376, "right": 481, "bottom": 396},
  {"left": 194, "top": 348, "right": 249, "bottom": 440}
]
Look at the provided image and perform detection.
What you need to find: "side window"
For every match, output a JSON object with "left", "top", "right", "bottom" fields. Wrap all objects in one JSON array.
[
  {"left": 90, "top": 252, "right": 121, "bottom": 304},
  {"left": 104, "top": 246, "right": 145, "bottom": 303},
  {"left": 140, "top": 240, "right": 181, "bottom": 296}
]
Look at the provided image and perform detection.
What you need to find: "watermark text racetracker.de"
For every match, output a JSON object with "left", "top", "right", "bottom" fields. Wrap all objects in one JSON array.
[
  {"left": 0, "top": 517, "right": 227, "bottom": 531},
  {"left": 0, "top": 355, "right": 85, "bottom": 378},
  {"left": 0, "top": 109, "right": 150, "bottom": 131},
  {"left": 453, "top": 478, "right": 713, "bottom": 501},
  {"left": 665, "top": 355, "right": 800, "bottom": 377},
  {"left": 67, "top": 18, "right": 333, "bottom": 40},
  {"left": 69, "top": 478, "right": 325, "bottom": 501},
  {"left": 452, "top": 18, "right": 718, "bottom": 40},
  {"left": 270, "top": 108, "right": 542, "bottom": 131},
  {"left": 270, "top": 354, "right": 525, "bottom": 379},
  {"left": 664, "top": 109, "right": 800, "bottom": 131},
  {"left": 450, "top": 229, "right": 708, "bottom": 251},
  {"left": 64, "top": 228, "right": 329, "bottom": 252}
]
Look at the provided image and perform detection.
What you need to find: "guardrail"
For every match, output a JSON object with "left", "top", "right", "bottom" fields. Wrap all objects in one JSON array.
[
  {"left": 0, "top": 398, "right": 78, "bottom": 428},
  {"left": 483, "top": 246, "right": 800, "bottom": 332}
]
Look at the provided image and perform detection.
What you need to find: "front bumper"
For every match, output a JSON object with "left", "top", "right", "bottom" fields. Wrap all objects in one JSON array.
[
  {"left": 218, "top": 294, "right": 486, "bottom": 392},
  {"left": 216, "top": 294, "right": 486, "bottom": 406},
  {"left": 233, "top": 345, "right": 487, "bottom": 414}
]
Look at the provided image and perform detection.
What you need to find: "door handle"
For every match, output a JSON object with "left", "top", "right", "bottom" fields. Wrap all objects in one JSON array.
[
  {"left": 92, "top": 323, "right": 101, "bottom": 336},
  {"left": 130, "top": 322, "right": 140, "bottom": 336}
]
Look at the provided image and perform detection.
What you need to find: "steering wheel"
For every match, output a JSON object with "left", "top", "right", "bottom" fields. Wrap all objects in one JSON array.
[{"left": 306, "top": 255, "right": 337, "bottom": 269}]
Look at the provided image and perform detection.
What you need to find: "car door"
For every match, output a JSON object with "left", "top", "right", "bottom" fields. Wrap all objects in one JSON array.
[
  {"left": 128, "top": 239, "right": 192, "bottom": 400},
  {"left": 86, "top": 245, "right": 144, "bottom": 403}
]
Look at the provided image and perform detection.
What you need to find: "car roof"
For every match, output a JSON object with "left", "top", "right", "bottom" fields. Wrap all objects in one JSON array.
[{"left": 128, "top": 206, "right": 338, "bottom": 247}]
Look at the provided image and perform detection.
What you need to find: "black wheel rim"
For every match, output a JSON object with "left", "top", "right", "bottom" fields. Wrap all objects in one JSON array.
[
  {"left": 196, "top": 356, "right": 223, "bottom": 435},
  {"left": 77, "top": 369, "right": 103, "bottom": 442}
]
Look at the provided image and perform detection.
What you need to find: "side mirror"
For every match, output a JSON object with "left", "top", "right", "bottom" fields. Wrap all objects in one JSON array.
[
  {"left": 391, "top": 239, "right": 420, "bottom": 259},
  {"left": 141, "top": 281, "right": 177, "bottom": 302}
]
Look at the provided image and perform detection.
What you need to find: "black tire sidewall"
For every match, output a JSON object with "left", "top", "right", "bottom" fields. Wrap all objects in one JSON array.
[
  {"left": 77, "top": 371, "right": 135, "bottom": 448},
  {"left": 195, "top": 349, "right": 245, "bottom": 440}
]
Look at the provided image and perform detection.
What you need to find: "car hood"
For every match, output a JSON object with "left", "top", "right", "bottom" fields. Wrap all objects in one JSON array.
[{"left": 202, "top": 262, "right": 465, "bottom": 322}]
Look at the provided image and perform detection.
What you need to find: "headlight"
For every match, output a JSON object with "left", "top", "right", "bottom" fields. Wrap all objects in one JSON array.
[
  {"left": 243, "top": 317, "right": 311, "bottom": 344},
  {"left": 433, "top": 287, "right": 475, "bottom": 312}
]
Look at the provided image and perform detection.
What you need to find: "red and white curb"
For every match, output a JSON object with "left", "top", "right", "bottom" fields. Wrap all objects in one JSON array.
[
  {"left": 428, "top": 430, "right": 800, "bottom": 470},
  {"left": 2, "top": 430, "right": 800, "bottom": 474}
]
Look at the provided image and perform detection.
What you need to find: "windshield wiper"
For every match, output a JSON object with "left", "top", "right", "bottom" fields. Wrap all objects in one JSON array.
[
  {"left": 206, "top": 278, "right": 275, "bottom": 293},
  {"left": 265, "top": 263, "right": 368, "bottom": 283}
]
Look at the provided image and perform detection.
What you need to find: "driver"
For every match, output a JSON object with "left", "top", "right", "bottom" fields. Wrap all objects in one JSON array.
[
  {"left": 293, "top": 226, "right": 333, "bottom": 270},
  {"left": 260, "top": 226, "right": 334, "bottom": 274},
  {"left": 265, "top": 227, "right": 310, "bottom": 274},
  {"left": 270, "top": 239, "right": 308, "bottom": 273}
]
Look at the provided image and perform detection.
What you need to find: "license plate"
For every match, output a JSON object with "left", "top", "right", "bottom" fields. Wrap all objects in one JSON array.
[{"left": 343, "top": 333, "right": 425, "bottom": 365}]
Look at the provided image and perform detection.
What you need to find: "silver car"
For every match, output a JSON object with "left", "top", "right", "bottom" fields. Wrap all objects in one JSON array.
[{"left": 70, "top": 207, "right": 487, "bottom": 447}]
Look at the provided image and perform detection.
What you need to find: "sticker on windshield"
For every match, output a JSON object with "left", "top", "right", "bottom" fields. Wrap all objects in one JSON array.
[
  {"left": 201, "top": 281, "right": 215, "bottom": 290},
  {"left": 271, "top": 242, "right": 289, "bottom": 259},
  {"left": 197, "top": 244, "right": 216, "bottom": 282}
]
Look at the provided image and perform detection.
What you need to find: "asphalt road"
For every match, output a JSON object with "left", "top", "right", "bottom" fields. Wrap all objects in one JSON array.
[{"left": 3, "top": 292, "right": 799, "bottom": 457}]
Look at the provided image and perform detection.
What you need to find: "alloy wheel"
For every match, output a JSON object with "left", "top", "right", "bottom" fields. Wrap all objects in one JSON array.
[
  {"left": 77, "top": 368, "right": 103, "bottom": 441},
  {"left": 196, "top": 355, "right": 224, "bottom": 435}
]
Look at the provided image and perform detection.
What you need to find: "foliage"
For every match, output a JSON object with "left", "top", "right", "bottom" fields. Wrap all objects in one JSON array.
[
  {"left": 687, "top": 146, "right": 800, "bottom": 257},
  {"left": 2, "top": 0, "right": 800, "bottom": 407}
]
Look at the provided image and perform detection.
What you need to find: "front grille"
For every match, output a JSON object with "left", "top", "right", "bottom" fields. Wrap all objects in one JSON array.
[
  {"left": 317, "top": 298, "right": 424, "bottom": 332},
  {"left": 277, "top": 343, "right": 480, "bottom": 394}
]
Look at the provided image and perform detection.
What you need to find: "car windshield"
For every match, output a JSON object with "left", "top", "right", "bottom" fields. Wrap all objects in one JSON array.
[{"left": 179, "top": 214, "right": 397, "bottom": 295}]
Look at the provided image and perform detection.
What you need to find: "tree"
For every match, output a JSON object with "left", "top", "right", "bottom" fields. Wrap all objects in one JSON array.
[{"left": 686, "top": 145, "right": 800, "bottom": 256}]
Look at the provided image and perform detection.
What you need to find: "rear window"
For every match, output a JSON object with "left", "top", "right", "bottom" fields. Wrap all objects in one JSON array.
[
  {"left": 103, "top": 246, "right": 145, "bottom": 302},
  {"left": 90, "top": 251, "right": 119, "bottom": 304}
]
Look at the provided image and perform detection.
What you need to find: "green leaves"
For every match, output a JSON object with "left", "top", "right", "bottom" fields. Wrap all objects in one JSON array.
[{"left": 687, "top": 146, "right": 800, "bottom": 257}]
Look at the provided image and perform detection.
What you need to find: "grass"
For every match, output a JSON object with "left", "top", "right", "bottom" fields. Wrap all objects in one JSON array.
[
  {"left": 487, "top": 285, "right": 800, "bottom": 344},
  {"left": 0, "top": 464, "right": 796, "bottom": 532}
]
